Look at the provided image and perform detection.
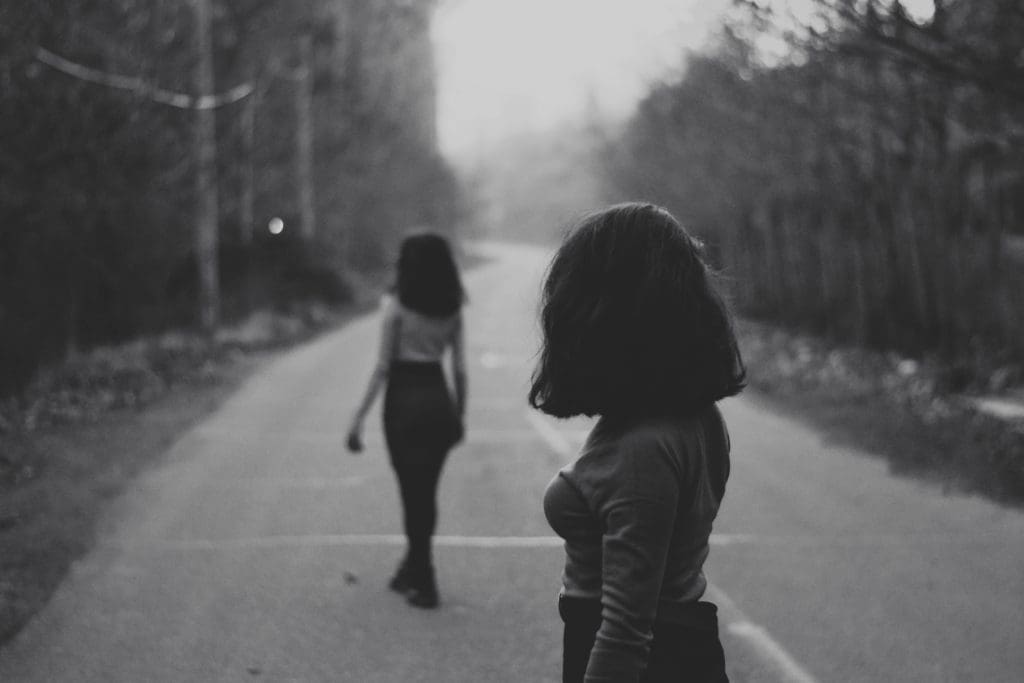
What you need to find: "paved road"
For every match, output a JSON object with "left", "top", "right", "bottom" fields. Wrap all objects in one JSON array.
[{"left": 1, "top": 243, "right": 1022, "bottom": 682}]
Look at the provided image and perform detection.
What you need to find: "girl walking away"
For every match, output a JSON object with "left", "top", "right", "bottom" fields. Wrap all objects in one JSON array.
[
  {"left": 347, "top": 232, "right": 467, "bottom": 609},
  {"left": 533, "top": 203, "right": 745, "bottom": 682}
]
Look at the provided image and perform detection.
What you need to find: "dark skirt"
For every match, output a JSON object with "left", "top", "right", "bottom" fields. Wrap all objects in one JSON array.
[
  {"left": 383, "top": 361, "right": 462, "bottom": 459},
  {"left": 559, "top": 595, "right": 728, "bottom": 683}
]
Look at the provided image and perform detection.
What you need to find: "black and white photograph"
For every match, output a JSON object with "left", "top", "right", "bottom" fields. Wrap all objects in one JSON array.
[{"left": 1, "top": 1, "right": 1022, "bottom": 681}]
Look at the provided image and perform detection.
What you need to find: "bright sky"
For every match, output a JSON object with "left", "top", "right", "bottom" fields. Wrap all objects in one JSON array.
[
  {"left": 432, "top": 0, "right": 728, "bottom": 160},
  {"left": 432, "top": 0, "right": 936, "bottom": 160}
]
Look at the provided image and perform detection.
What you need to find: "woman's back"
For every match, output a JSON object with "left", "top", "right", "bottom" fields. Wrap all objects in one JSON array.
[
  {"left": 347, "top": 231, "right": 467, "bottom": 610},
  {"left": 385, "top": 296, "right": 462, "bottom": 364}
]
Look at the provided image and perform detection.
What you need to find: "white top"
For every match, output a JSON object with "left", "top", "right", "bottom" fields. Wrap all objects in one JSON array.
[{"left": 377, "top": 295, "right": 465, "bottom": 375}]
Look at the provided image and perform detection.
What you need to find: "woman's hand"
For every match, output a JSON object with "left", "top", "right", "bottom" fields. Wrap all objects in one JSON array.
[{"left": 346, "top": 420, "right": 364, "bottom": 454}]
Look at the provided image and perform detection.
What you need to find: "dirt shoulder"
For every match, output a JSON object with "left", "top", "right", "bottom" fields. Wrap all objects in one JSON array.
[
  {"left": 0, "top": 306, "right": 365, "bottom": 646},
  {"left": 0, "top": 355, "right": 262, "bottom": 644},
  {"left": 738, "top": 320, "right": 1024, "bottom": 508}
]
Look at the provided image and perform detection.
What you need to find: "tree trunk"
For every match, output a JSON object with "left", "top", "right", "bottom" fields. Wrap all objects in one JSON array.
[
  {"left": 193, "top": 0, "right": 220, "bottom": 333},
  {"left": 296, "top": 33, "right": 316, "bottom": 240},
  {"left": 240, "top": 85, "right": 256, "bottom": 246}
]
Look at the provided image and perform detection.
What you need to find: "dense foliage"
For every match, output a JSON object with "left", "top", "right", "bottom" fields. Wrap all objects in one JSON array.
[
  {"left": 605, "top": 0, "right": 1024, "bottom": 382},
  {"left": 0, "top": 1, "right": 459, "bottom": 396}
]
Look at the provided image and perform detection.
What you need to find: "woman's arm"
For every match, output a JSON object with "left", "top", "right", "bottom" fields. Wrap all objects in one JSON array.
[
  {"left": 451, "top": 314, "right": 467, "bottom": 417},
  {"left": 585, "top": 441, "right": 680, "bottom": 682},
  {"left": 346, "top": 300, "right": 400, "bottom": 452}
]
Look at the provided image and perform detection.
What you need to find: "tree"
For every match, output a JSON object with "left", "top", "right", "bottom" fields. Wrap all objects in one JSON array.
[
  {"left": 604, "top": 0, "right": 1024, "bottom": 370},
  {"left": 0, "top": 0, "right": 461, "bottom": 396}
]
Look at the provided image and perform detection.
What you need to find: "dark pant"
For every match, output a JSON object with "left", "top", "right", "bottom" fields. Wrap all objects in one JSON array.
[
  {"left": 383, "top": 362, "right": 460, "bottom": 578},
  {"left": 559, "top": 595, "right": 729, "bottom": 683},
  {"left": 390, "top": 445, "right": 447, "bottom": 574}
]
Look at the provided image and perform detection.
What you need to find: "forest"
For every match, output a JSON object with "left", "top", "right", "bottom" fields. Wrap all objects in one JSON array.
[
  {"left": 605, "top": 0, "right": 1024, "bottom": 385},
  {"left": 0, "top": 0, "right": 460, "bottom": 396},
  {"left": 5, "top": 0, "right": 1022, "bottom": 398}
]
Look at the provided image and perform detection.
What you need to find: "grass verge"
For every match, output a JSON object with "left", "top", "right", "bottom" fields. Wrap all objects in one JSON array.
[{"left": 738, "top": 320, "right": 1024, "bottom": 507}]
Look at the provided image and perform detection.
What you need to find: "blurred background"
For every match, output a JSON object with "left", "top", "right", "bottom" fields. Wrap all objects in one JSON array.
[
  {"left": 2, "top": 0, "right": 1022, "bottom": 396},
  {"left": 1, "top": 0, "right": 1023, "bottom": 671}
]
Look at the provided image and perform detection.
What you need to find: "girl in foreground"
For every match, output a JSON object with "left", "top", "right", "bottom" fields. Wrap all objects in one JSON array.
[
  {"left": 347, "top": 232, "right": 466, "bottom": 609},
  {"left": 534, "top": 203, "right": 745, "bottom": 682}
]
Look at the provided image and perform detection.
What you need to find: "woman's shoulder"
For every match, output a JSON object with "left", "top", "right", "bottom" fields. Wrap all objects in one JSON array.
[
  {"left": 579, "top": 412, "right": 719, "bottom": 474},
  {"left": 590, "top": 414, "right": 692, "bottom": 451},
  {"left": 385, "top": 293, "right": 462, "bottom": 325},
  {"left": 376, "top": 294, "right": 401, "bottom": 324},
  {"left": 563, "top": 418, "right": 688, "bottom": 506},
  {"left": 574, "top": 417, "right": 681, "bottom": 472}
]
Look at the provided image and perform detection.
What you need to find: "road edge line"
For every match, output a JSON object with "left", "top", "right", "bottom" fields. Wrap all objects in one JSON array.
[{"left": 706, "top": 584, "right": 819, "bottom": 683}]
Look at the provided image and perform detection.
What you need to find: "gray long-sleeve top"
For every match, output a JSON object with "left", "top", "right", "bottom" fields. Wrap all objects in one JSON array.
[{"left": 543, "top": 406, "right": 730, "bottom": 682}]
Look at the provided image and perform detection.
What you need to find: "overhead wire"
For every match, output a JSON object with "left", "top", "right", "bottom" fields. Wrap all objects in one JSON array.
[{"left": 34, "top": 46, "right": 253, "bottom": 109}]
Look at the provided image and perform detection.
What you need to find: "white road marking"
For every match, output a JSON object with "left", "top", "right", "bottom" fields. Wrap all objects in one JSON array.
[
  {"left": 708, "top": 533, "right": 759, "bottom": 546},
  {"left": 191, "top": 427, "right": 342, "bottom": 442},
  {"left": 372, "top": 428, "right": 583, "bottom": 445},
  {"left": 112, "top": 534, "right": 564, "bottom": 551},
  {"left": 466, "top": 428, "right": 575, "bottom": 442},
  {"left": 207, "top": 476, "right": 370, "bottom": 490},
  {"left": 705, "top": 584, "right": 820, "bottom": 683},
  {"left": 112, "top": 533, "right": 756, "bottom": 552},
  {"left": 192, "top": 426, "right": 580, "bottom": 445},
  {"left": 467, "top": 396, "right": 529, "bottom": 408},
  {"left": 522, "top": 409, "right": 573, "bottom": 458},
  {"left": 187, "top": 393, "right": 812, "bottom": 680},
  {"left": 477, "top": 351, "right": 535, "bottom": 369},
  {"left": 435, "top": 535, "right": 562, "bottom": 548}
]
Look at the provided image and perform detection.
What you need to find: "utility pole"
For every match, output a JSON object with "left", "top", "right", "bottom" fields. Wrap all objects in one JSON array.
[
  {"left": 296, "top": 33, "right": 316, "bottom": 240},
  {"left": 240, "top": 83, "right": 256, "bottom": 246},
  {"left": 193, "top": 0, "right": 220, "bottom": 333}
]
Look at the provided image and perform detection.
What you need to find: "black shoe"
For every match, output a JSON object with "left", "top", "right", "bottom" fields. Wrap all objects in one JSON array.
[
  {"left": 406, "top": 585, "right": 439, "bottom": 609},
  {"left": 405, "top": 566, "right": 439, "bottom": 608},
  {"left": 388, "top": 564, "right": 414, "bottom": 594}
]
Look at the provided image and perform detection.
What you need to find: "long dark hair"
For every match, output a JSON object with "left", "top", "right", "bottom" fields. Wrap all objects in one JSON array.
[
  {"left": 396, "top": 232, "right": 465, "bottom": 317},
  {"left": 529, "top": 203, "right": 745, "bottom": 419}
]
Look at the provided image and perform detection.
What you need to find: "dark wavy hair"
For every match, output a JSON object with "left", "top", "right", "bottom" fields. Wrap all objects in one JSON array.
[
  {"left": 396, "top": 232, "right": 465, "bottom": 317},
  {"left": 529, "top": 203, "right": 746, "bottom": 419}
]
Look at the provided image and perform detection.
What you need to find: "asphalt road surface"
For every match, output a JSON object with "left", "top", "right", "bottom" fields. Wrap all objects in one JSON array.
[{"left": 1, "top": 243, "right": 1022, "bottom": 682}]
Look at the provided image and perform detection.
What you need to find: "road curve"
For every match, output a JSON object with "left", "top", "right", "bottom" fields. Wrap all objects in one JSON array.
[{"left": 1, "top": 242, "right": 1021, "bottom": 682}]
